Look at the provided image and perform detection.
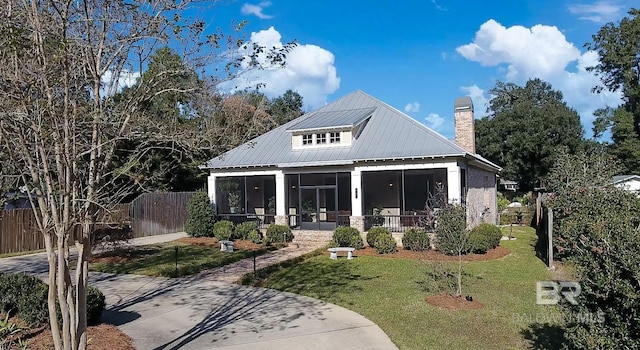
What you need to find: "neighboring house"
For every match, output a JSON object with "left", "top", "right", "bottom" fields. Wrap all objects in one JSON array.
[
  {"left": 499, "top": 179, "right": 519, "bottom": 192},
  {"left": 613, "top": 175, "right": 640, "bottom": 195},
  {"left": 202, "top": 90, "right": 501, "bottom": 232}
]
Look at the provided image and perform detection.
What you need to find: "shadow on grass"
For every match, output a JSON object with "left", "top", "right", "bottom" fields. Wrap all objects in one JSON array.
[
  {"left": 241, "top": 251, "right": 377, "bottom": 301},
  {"left": 91, "top": 245, "right": 274, "bottom": 277},
  {"left": 521, "top": 323, "right": 567, "bottom": 350}
]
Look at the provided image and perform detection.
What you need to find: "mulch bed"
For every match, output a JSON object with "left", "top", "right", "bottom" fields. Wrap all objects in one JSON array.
[
  {"left": 340, "top": 245, "right": 511, "bottom": 261},
  {"left": 426, "top": 293, "right": 484, "bottom": 310},
  {"left": 16, "top": 324, "right": 135, "bottom": 350}
]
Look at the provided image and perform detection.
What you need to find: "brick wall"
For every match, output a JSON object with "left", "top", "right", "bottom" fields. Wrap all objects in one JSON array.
[
  {"left": 454, "top": 109, "right": 475, "bottom": 154},
  {"left": 466, "top": 165, "right": 497, "bottom": 227}
]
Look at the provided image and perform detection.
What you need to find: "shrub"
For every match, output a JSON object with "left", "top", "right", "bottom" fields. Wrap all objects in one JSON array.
[
  {"left": 402, "top": 228, "right": 431, "bottom": 251},
  {"left": 185, "top": 191, "right": 216, "bottom": 237},
  {"left": 0, "top": 273, "right": 49, "bottom": 327},
  {"left": 86, "top": 286, "right": 106, "bottom": 325},
  {"left": 248, "top": 229, "right": 263, "bottom": 244},
  {"left": 331, "top": 226, "right": 364, "bottom": 249},
  {"left": 235, "top": 221, "right": 258, "bottom": 240},
  {"left": 374, "top": 232, "right": 397, "bottom": 254},
  {"left": 265, "top": 224, "right": 294, "bottom": 244},
  {"left": 468, "top": 223, "right": 502, "bottom": 253},
  {"left": 214, "top": 220, "right": 235, "bottom": 241},
  {"left": 434, "top": 204, "right": 468, "bottom": 256},
  {"left": 366, "top": 227, "right": 389, "bottom": 248}
]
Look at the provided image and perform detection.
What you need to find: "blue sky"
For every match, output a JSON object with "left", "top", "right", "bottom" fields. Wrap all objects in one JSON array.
[{"left": 210, "top": 0, "right": 634, "bottom": 139}]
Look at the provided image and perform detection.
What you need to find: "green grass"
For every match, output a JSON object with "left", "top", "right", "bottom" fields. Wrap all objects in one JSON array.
[
  {"left": 243, "top": 227, "right": 564, "bottom": 350},
  {"left": 90, "top": 242, "right": 274, "bottom": 278},
  {"left": 0, "top": 249, "right": 45, "bottom": 259}
]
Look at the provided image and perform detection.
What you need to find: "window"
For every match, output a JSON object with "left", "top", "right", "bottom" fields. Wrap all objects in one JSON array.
[
  {"left": 330, "top": 132, "right": 341, "bottom": 143},
  {"left": 316, "top": 133, "right": 327, "bottom": 144},
  {"left": 302, "top": 134, "right": 313, "bottom": 145}
]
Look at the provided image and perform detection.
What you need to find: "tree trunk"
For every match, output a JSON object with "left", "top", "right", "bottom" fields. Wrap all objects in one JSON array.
[
  {"left": 456, "top": 251, "right": 462, "bottom": 297},
  {"left": 45, "top": 233, "right": 62, "bottom": 350}
]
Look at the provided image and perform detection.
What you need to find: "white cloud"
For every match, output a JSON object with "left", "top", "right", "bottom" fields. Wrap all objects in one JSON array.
[
  {"left": 100, "top": 69, "right": 139, "bottom": 97},
  {"left": 460, "top": 85, "right": 489, "bottom": 118},
  {"left": 404, "top": 102, "right": 420, "bottom": 113},
  {"left": 425, "top": 113, "right": 445, "bottom": 130},
  {"left": 457, "top": 19, "right": 623, "bottom": 130},
  {"left": 431, "top": 0, "right": 447, "bottom": 11},
  {"left": 241, "top": 1, "right": 274, "bottom": 19},
  {"left": 456, "top": 19, "right": 581, "bottom": 81},
  {"left": 567, "top": 1, "right": 623, "bottom": 23},
  {"left": 224, "top": 26, "right": 340, "bottom": 109}
]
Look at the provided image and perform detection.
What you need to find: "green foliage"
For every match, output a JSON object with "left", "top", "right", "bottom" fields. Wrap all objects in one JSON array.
[
  {"left": 185, "top": 191, "right": 216, "bottom": 237},
  {"left": 0, "top": 273, "right": 48, "bottom": 327},
  {"left": 401, "top": 227, "right": 431, "bottom": 251},
  {"left": 269, "top": 89, "right": 304, "bottom": 125},
  {"left": 265, "top": 224, "right": 294, "bottom": 244},
  {"left": 235, "top": 221, "right": 258, "bottom": 240},
  {"left": 86, "top": 286, "right": 106, "bottom": 326},
  {"left": 366, "top": 227, "right": 390, "bottom": 248},
  {"left": 468, "top": 223, "right": 502, "bottom": 254},
  {"left": 434, "top": 204, "right": 468, "bottom": 256},
  {"left": 0, "top": 313, "right": 21, "bottom": 338},
  {"left": 476, "top": 78, "right": 584, "bottom": 191},
  {"left": 374, "top": 232, "right": 397, "bottom": 254},
  {"left": 248, "top": 229, "right": 263, "bottom": 244},
  {"left": 214, "top": 220, "right": 235, "bottom": 241},
  {"left": 331, "top": 226, "right": 364, "bottom": 249},
  {"left": 497, "top": 192, "right": 510, "bottom": 213},
  {"left": 547, "top": 150, "right": 640, "bottom": 348}
]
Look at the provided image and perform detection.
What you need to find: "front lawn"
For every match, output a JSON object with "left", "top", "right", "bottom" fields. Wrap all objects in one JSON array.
[
  {"left": 243, "top": 226, "right": 562, "bottom": 350},
  {"left": 90, "top": 241, "right": 274, "bottom": 278}
]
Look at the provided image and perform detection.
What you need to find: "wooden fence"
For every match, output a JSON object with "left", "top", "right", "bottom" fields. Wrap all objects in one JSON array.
[
  {"left": 129, "top": 192, "right": 195, "bottom": 238},
  {"left": 0, "top": 192, "right": 195, "bottom": 254}
]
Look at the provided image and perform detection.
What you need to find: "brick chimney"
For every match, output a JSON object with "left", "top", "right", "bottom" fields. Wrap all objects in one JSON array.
[{"left": 454, "top": 96, "right": 475, "bottom": 154}]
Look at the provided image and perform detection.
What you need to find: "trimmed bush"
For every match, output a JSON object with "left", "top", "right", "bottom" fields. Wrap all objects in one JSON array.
[
  {"left": 374, "top": 232, "right": 397, "bottom": 254},
  {"left": 86, "top": 286, "right": 106, "bottom": 325},
  {"left": 468, "top": 223, "right": 502, "bottom": 253},
  {"left": 434, "top": 204, "right": 468, "bottom": 256},
  {"left": 402, "top": 228, "right": 431, "bottom": 251},
  {"left": 214, "top": 220, "right": 235, "bottom": 241},
  {"left": 331, "top": 226, "right": 364, "bottom": 249},
  {"left": 0, "top": 273, "right": 48, "bottom": 327},
  {"left": 248, "top": 229, "right": 263, "bottom": 244},
  {"left": 265, "top": 224, "right": 294, "bottom": 244},
  {"left": 185, "top": 191, "right": 216, "bottom": 237},
  {"left": 235, "top": 221, "right": 259, "bottom": 240},
  {"left": 366, "top": 227, "right": 390, "bottom": 248}
]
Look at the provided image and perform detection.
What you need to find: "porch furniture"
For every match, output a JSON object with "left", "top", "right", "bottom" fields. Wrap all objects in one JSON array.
[
  {"left": 328, "top": 247, "right": 355, "bottom": 260},
  {"left": 220, "top": 240, "right": 234, "bottom": 252}
]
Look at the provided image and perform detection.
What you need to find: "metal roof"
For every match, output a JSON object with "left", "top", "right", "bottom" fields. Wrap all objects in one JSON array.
[
  {"left": 613, "top": 175, "right": 640, "bottom": 183},
  {"left": 454, "top": 96, "right": 473, "bottom": 111},
  {"left": 203, "top": 90, "right": 500, "bottom": 171},
  {"left": 286, "top": 107, "right": 375, "bottom": 132}
]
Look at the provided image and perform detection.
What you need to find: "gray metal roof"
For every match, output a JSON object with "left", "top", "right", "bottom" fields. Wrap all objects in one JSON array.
[
  {"left": 613, "top": 175, "right": 640, "bottom": 183},
  {"left": 203, "top": 90, "right": 500, "bottom": 170},
  {"left": 286, "top": 107, "right": 375, "bottom": 132}
]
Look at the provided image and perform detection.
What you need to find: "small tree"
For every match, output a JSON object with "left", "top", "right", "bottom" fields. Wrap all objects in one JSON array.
[
  {"left": 435, "top": 203, "right": 468, "bottom": 297},
  {"left": 185, "top": 191, "right": 216, "bottom": 237}
]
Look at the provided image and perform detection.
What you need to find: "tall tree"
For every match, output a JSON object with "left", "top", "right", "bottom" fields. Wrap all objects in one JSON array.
[
  {"left": 588, "top": 9, "right": 640, "bottom": 174},
  {"left": 475, "top": 79, "right": 584, "bottom": 191},
  {"left": 270, "top": 89, "right": 303, "bottom": 124},
  {"left": 0, "top": 1, "right": 292, "bottom": 349}
]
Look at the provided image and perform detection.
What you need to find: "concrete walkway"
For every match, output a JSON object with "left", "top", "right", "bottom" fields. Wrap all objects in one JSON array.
[{"left": 0, "top": 232, "right": 398, "bottom": 350}]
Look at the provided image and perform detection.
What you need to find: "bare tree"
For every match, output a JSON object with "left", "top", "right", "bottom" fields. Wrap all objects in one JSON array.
[{"left": 0, "top": 1, "right": 291, "bottom": 349}]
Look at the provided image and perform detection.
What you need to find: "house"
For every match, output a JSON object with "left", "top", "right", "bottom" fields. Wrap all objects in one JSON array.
[
  {"left": 202, "top": 90, "right": 501, "bottom": 232},
  {"left": 613, "top": 175, "right": 640, "bottom": 195},
  {"left": 499, "top": 178, "right": 519, "bottom": 192}
]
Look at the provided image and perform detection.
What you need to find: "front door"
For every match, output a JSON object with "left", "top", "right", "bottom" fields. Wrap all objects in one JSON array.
[{"left": 300, "top": 186, "right": 337, "bottom": 230}]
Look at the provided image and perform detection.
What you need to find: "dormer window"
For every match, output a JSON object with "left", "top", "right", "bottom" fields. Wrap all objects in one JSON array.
[
  {"left": 302, "top": 134, "right": 313, "bottom": 145},
  {"left": 316, "top": 133, "right": 327, "bottom": 144},
  {"left": 330, "top": 132, "right": 341, "bottom": 143}
]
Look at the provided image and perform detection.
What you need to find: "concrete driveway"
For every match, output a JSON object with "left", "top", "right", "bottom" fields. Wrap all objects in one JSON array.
[{"left": 1, "top": 251, "right": 398, "bottom": 350}]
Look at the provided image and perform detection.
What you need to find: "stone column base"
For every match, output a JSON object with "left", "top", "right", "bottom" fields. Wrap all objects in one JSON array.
[
  {"left": 274, "top": 215, "right": 288, "bottom": 226},
  {"left": 349, "top": 216, "right": 365, "bottom": 232}
]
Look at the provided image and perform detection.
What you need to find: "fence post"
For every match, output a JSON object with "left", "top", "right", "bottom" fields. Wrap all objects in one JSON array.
[{"left": 547, "top": 208, "right": 553, "bottom": 269}]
